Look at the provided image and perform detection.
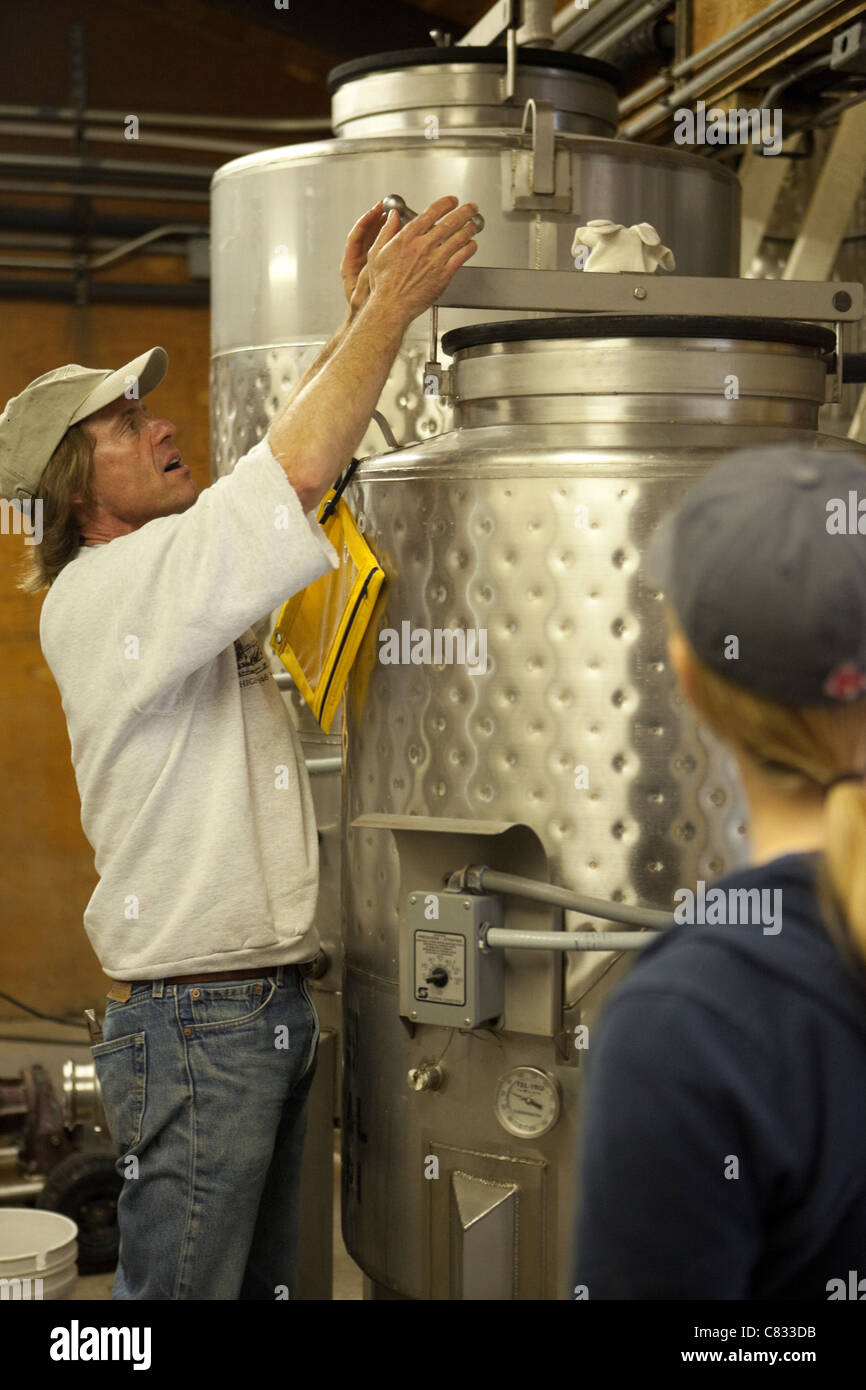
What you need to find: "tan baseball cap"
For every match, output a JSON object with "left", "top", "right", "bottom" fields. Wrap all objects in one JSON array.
[{"left": 0, "top": 346, "right": 168, "bottom": 501}]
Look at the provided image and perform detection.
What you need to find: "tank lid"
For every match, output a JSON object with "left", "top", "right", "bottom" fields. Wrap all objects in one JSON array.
[
  {"left": 328, "top": 46, "right": 621, "bottom": 95},
  {"left": 441, "top": 314, "right": 836, "bottom": 356}
]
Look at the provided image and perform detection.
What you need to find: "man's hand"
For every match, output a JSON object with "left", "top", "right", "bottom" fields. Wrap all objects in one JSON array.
[
  {"left": 362, "top": 195, "right": 479, "bottom": 324},
  {"left": 340, "top": 201, "right": 387, "bottom": 314}
]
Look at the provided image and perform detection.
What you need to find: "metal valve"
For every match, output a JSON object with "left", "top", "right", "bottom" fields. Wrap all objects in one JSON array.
[{"left": 407, "top": 1063, "right": 444, "bottom": 1092}]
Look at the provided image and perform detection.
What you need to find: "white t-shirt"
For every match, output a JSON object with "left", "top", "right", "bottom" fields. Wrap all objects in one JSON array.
[{"left": 39, "top": 436, "right": 340, "bottom": 980}]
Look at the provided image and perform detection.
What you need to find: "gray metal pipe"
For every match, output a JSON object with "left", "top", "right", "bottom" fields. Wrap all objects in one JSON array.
[
  {"left": 583, "top": 0, "right": 671, "bottom": 60},
  {"left": 553, "top": 0, "right": 639, "bottom": 48},
  {"left": 457, "top": 867, "right": 673, "bottom": 928},
  {"left": 0, "top": 1179, "right": 47, "bottom": 1199},
  {"left": 669, "top": 0, "right": 810, "bottom": 79},
  {"left": 0, "top": 222, "right": 205, "bottom": 274},
  {"left": 0, "top": 279, "right": 208, "bottom": 304},
  {"left": 620, "top": 0, "right": 844, "bottom": 140},
  {"left": 485, "top": 927, "right": 659, "bottom": 950},
  {"left": 0, "top": 120, "right": 267, "bottom": 159},
  {"left": 0, "top": 233, "right": 195, "bottom": 256},
  {"left": 0, "top": 179, "right": 209, "bottom": 203},
  {"left": 0, "top": 150, "right": 213, "bottom": 182},
  {"left": 0, "top": 103, "right": 330, "bottom": 133}
]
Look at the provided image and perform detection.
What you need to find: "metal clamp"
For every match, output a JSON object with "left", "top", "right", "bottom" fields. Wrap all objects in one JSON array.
[{"left": 502, "top": 99, "right": 571, "bottom": 211}]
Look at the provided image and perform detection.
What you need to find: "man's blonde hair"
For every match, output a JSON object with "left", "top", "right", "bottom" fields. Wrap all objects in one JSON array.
[{"left": 17, "top": 424, "right": 94, "bottom": 593}]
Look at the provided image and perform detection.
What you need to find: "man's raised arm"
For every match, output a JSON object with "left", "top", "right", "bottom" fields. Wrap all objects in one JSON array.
[{"left": 268, "top": 194, "right": 479, "bottom": 514}]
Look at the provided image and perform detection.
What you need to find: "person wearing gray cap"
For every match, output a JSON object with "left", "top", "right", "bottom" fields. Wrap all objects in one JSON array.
[
  {"left": 573, "top": 442, "right": 866, "bottom": 1300},
  {"left": 0, "top": 195, "right": 479, "bottom": 1300}
]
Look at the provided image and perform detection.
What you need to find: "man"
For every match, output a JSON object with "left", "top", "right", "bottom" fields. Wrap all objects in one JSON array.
[{"left": 0, "top": 194, "right": 479, "bottom": 1299}]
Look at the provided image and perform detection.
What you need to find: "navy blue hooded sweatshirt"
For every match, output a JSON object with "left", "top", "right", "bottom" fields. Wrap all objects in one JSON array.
[{"left": 573, "top": 852, "right": 866, "bottom": 1299}]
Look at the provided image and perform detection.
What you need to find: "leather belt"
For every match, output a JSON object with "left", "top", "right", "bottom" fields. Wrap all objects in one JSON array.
[
  {"left": 108, "top": 961, "right": 316, "bottom": 1002},
  {"left": 162, "top": 964, "right": 299, "bottom": 985}
]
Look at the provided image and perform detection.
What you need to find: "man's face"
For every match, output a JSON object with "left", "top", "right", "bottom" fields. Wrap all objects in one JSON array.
[{"left": 74, "top": 395, "right": 198, "bottom": 542}]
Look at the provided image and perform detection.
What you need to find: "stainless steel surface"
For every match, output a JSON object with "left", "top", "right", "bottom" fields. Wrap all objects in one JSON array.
[
  {"left": 339, "top": 325, "right": 866, "bottom": 1298},
  {"left": 436, "top": 266, "right": 863, "bottom": 319},
  {"left": 61, "top": 1058, "right": 107, "bottom": 1134},
  {"left": 211, "top": 138, "right": 738, "bottom": 374},
  {"left": 445, "top": 331, "right": 834, "bottom": 429},
  {"left": 329, "top": 54, "right": 617, "bottom": 139}
]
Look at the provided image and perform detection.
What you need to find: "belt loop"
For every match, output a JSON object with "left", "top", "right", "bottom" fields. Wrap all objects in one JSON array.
[{"left": 152, "top": 978, "right": 165, "bottom": 999}]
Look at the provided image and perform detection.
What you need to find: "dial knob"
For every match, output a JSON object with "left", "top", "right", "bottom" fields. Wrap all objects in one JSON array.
[{"left": 425, "top": 967, "right": 449, "bottom": 988}]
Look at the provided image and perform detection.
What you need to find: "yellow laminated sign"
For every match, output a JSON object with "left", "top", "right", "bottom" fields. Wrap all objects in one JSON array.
[{"left": 270, "top": 465, "right": 385, "bottom": 734}]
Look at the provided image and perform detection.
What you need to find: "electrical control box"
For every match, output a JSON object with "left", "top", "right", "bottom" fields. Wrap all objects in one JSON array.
[{"left": 401, "top": 890, "right": 505, "bottom": 1028}]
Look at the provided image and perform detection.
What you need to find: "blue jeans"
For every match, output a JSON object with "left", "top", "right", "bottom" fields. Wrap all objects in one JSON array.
[{"left": 91, "top": 964, "right": 320, "bottom": 1300}]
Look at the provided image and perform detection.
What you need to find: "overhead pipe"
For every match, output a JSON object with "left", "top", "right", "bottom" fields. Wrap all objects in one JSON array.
[
  {"left": 620, "top": 0, "right": 859, "bottom": 116},
  {"left": 0, "top": 119, "right": 270, "bottom": 159},
  {"left": 0, "top": 178, "right": 209, "bottom": 204},
  {"left": 0, "top": 279, "right": 209, "bottom": 305},
  {"left": 0, "top": 103, "right": 330, "bottom": 133},
  {"left": 0, "top": 150, "right": 214, "bottom": 184},
  {"left": 582, "top": 0, "right": 673, "bottom": 60},
  {"left": 619, "top": 0, "right": 848, "bottom": 139},
  {"left": 0, "top": 207, "right": 207, "bottom": 237}
]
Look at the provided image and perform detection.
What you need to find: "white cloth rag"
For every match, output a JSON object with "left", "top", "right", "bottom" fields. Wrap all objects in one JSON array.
[{"left": 571, "top": 219, "right": 675, "bottom": 272}]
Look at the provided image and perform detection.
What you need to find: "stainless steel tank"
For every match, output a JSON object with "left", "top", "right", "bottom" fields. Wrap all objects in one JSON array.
[
  {"left": 209, "top": 43, "right": 741, "bottom": 1085},
  {"left": 339, "top": 315, "right": 866, "bottom": 1299},
  {"left": 210, "top": 46, "right": 740, "bottom": 478}
]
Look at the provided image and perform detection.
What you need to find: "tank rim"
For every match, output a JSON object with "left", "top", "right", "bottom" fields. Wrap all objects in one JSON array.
[
  {"left": 441, "top": 315, "right": 836, "bottom": 356},
  {"left": 327, "top": 46, "right": 621, "bottom": 95}
]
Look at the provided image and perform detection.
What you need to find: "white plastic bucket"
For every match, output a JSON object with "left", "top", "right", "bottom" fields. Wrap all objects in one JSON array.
[{"left": 0, "top": 1208, "right": 78, "bottom": 1300}]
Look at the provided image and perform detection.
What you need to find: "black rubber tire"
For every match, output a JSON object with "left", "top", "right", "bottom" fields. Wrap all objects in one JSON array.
[{"left": 36, "top": 1151, "right": 120, "bottom": 1275}]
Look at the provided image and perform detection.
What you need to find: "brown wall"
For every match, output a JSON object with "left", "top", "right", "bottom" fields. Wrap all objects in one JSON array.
[
  {"left": 0, "top": 302, "right": 210, "bottom": 1018},
  {"left": 0, "top": 0, "right": 332, "bottom": 1021},
  {"left": 0, "top": 0, "right": 498, "bottom": 1023}
]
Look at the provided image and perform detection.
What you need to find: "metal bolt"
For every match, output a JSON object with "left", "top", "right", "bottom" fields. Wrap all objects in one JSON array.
[
  {"left": 464, "top": 900, "right": 471, "bottom": 910},
  {"left": 464, "top": 1017, "right": 471, "bottom": 1026},
  {"left": 633, "top": 286, "right": 647, "bottom": 300},
  {"left": 410, "top": 1010, "right": 417, "bottom": 1019},
  {"left": 274, "top": 631, "right": 282, "bottom": 644},
  {"left": 409, "top": 895, "right": 417, "bottom": 904},
  {"left": 833, "top": 291, "right": 852, "bottom": 312}
]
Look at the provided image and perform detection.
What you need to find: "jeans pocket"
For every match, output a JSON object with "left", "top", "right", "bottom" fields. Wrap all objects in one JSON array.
[
  {"left": 185, "top": 978, "right": 276, "bottom": 1031},
  {"left": 91, "top": 1032, "right": 147, "bottom": 1155}
]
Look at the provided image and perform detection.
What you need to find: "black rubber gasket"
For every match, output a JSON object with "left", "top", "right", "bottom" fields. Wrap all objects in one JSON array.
[
  {"left": 328, "top": 46, "right": 621, "bottom": 96},
  {"left": 441, "top": 314, "right": 836, "bottom": 356}
]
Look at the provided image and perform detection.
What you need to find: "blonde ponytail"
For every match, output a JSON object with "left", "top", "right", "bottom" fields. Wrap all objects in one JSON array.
[
  {"left": 665, "top": 610, "right": 866, "bottom": 974},
  {"left": 822, "top": 786, "right": 866, "bottom": 971}
]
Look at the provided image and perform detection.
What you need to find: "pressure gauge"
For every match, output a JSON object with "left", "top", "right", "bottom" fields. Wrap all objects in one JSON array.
[{"left": 494, "top": 1067, "right": 561, "bottom": 1139}]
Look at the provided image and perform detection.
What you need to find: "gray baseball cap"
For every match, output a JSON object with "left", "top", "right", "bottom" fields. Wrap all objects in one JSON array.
[
  {"left": 646, "top": 443, "right": 866, "bottom": 705},
  {"left": 0, "top": 346, "right": 167, "bottom": 502}
]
